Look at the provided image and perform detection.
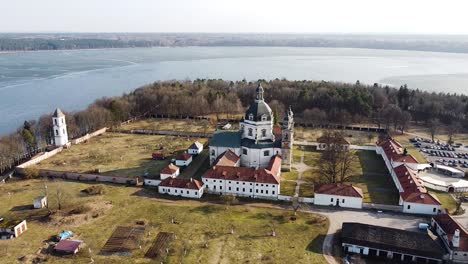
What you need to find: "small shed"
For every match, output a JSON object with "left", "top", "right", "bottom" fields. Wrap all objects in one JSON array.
[
  {"left": 160, "top": 163, "right": 180, "bottom": 180},
  {"left": 187, "top": 141, "right": 204, "bottom": 155},
  {"left": 33, "top": 196, "right": 47, "bottom": 209},
  {"left": 175, "top": 153, "right": 193, "bottom": 167},
  {"left": 54, "top": 239, "right": 82, "bottom": 255}
]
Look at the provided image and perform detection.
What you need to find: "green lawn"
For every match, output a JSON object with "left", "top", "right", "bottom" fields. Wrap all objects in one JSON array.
[
  {"left": 299, "top": 182, "right": 315, "bottom": 197},
  {"left": 35, "top": 133, "right": 207, "bottom": 178},
  {"left": 280, "top": 181, "right": 297, "bottom": 196},
  {"left": 281, "top": 170, "right": 299, "bottom": 181},
  {"left": 429, "top": 189, "right": 457, "bottom": 214},
  {"left": 0, "top": 179, "right": 328, "bottom": 264},
  {"left": 298, "top": 148, "right": 399, "bottom": 205}
]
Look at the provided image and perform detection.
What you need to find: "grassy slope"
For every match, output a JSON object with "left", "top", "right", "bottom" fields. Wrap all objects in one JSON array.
[
  {"left": 428, "top": 189, "right": 457, "bottom": 214},
  {"left": 35, "top": 133, "right": 207, "bottom": 178},
  {"left": 0, "top": 179, "right": 328, "bottom": 264}
]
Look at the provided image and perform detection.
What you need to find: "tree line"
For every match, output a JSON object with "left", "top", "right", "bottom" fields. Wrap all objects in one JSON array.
[{"left": 1, "top": 79, "right": 468, "bottom": 173}]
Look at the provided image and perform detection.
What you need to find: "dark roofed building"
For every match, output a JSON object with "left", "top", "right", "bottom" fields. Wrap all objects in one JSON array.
[
  {"left": 341, "top": 222, "right": 444, "bottom": 263},
  {"left": 432, "top": 214, "right": 468, "bottom": 263}
]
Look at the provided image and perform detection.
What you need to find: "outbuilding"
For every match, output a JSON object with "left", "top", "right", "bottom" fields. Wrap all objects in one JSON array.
[
  {"left": 175, "top": 153, "right": 192, "bottom": 167},
  {"left": 54, "top": 239, "right": 82, "bottom": 255},
  {"left": 187, "top": 141, "right": 204, "bottom": 155},
  {"left": 314, "top": 183, "right": 363, "bottom": 209},
  {"left": 159, "top": 177, "right": 204, "bottom": 199},
  {"left": 160, "top": 163, "right": 180, "bottom": 180},
  {"left": 341, "top": 222, "right": 444, "bottom": 263},
  {"left": 0, "top": 219, "right": 27, "bottom": 240},
  {"left": 33, "top": 195, "right": 47, "bottom": 209}
]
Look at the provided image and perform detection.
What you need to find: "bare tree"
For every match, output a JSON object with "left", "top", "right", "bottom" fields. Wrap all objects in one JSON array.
[
  {"left": 221, "top": 194, "right": 237, "bottom": 210},
  {"left": 55, "top": 184, "right": 67, "bottom": 211},
  {"left": 447, "top": 121, "right": 462, "bottom": 145},
  {"left": 318, "top": 131, "right": 357, "bottom": 183},
  {"left": 428, "top": 119, "right": 440, "bottom": 142}
]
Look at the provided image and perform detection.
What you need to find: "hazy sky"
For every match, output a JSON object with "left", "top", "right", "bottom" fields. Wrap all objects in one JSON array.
[{"left": 1, "top": 0, "right": 468, "bottom": 34}]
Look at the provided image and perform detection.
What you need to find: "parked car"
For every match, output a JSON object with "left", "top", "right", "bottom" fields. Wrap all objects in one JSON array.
[{"left": 152, "top": 153, "right": 166, "bottom": 160}]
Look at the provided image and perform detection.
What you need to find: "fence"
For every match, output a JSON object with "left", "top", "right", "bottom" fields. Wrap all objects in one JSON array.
[
  {"left": 71, "top": 127, "right": 108, "bottom": 144},
  {"left": 362, "top": 203, "right": 402, "bottom": 212},
  {"left": 15, "top": 147, "right": 64, "bottom": 173},
  {"left": 37, "top": 169, "right": 140, "bottom": 185},
  {"left": 277, "top": 195, "right": 292, "bottom": 201},
  {"left": 110, "top": 129, "right": 212, "bottom": 138}
]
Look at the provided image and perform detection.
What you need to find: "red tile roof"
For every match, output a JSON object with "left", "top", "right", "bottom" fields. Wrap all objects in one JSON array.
[
  {"left": 176, "top": 153, "right": 192, "bottom": 161},
  {"left": 159, "top": 177, "right": 203, "bottom": 190},
  {"left": 433, "top": 214, "right": 468, "bottom": 251},
  {"left": 378, "top": 139, "right": 440, "bottom": 206},
  {"left": 160, "top": 164, "right": 179, "bottom": 175},
  {"left": 377, "top": 139, "right": 418, "bottom": 164},
  {"left": 314, "top": 183, "right": 363, "bottom": 198},
  {"left": 213, "top": 149, "right": 240, "bottom": 167},
  {"left": 203, "top": 155, "right": 282, "bottom": 184}
]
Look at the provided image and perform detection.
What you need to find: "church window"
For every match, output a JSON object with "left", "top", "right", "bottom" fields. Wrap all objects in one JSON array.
[
  {"left": 248, "top": 128, "right": 253, "bottom": 136},
  {"left": 407, "top": 205, "right": 411, "bottom": 209},
  {"left": 248, "top": 114, "right": 254, "bottom": 121},
  {"left": 261, "top": 129, "right": 266, "bottom": 137},
  {"left": 261, "top": 115, "right": 267, "bottom": 121},
  {"left": 264, "top": 150, "right": 270, "bottom": 156},
  {"left": 55, "top": 130, "right": 58, "bottom": 136},
  {"left": 284, "top": 134, "right": 289, "bottom": 140},
  {"left": 243, "top": 148, "right": 248, "bottom": 155},
  {"left": 54, "top": 119, "right": 57, "bottom": 125},
  {"left": 211, "top": 149, "right": 215, "bottom": 156}
]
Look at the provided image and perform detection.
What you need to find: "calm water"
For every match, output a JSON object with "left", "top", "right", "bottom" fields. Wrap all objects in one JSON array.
[{"left": 1, "top": 46, "right": 468, "bottom": 135}]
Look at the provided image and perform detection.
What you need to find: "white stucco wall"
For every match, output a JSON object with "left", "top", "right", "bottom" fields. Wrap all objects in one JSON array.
[
  {"left": 160, "top": 170, "right": 179, "bottom": 180},
  {"left": 188, "top": 145, "right": 203, "bottom": 155},
  {"left": 402, "top": 201, "right": 439, "bottom": 215},
  {"left": 314, "top": 193, "right": 362, "bottom": 209},
  {"left": 158, "top": 186, "right": 204, "bottom": 199},
  {"left": 240, "top": 147, "right": 281, "bottom": 168},
  {"left": 202, "top": 177, "right": 279, "bottom": 199},
  {"left": 53, "top": 116, "right": 68, "bottom": 146},
  {"left": 175, "top": 156, "right": 192, "bottom": 167}
]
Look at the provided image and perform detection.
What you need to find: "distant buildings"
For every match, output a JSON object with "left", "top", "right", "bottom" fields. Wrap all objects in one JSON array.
[{"left": 316, "top": 135, "right": 350, "bottom": 151}]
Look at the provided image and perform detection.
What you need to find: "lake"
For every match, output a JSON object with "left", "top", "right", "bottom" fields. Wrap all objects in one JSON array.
[{"left": 1, "top": 46, "right": 468, "bottom": 135}]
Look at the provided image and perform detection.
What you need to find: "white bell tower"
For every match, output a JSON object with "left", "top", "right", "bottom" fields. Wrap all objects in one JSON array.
[{"left": 52, "top": 108, "right": 68, "bottom": 146}]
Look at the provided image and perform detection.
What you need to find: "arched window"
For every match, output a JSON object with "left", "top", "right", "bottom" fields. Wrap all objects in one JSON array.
[
  {"left": 55, "top": 129, "right": 58, "bottom": 136},
  {"left": 284, "top": 134, "right": 289, "bottom": 141},
  {"left": 211, "top": 149, "right": 215, "bottom": 156},
  {"left": 261, "top": 129, "right": 267, "bottom": 137},
  {"left": 248, "top": 114, "right": 254, "bottom": 121},
  {"left": 248, "top": 128, "right": 253, "bottom": 136},
  {"left": 54, "top": 119, "right": 57, "bottom": 126}
]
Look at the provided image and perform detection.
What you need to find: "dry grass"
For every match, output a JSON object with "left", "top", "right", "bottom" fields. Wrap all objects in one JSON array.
[
  {"left": 294, "top": 127, "right": 378, "bottom": 146},
  {"left": 120, "top": 118, "right": 217, "bottom": 133},
  {"left": 35, "top": 133, "right": 207, "bottom": 178},
  {"left": 0, "top": 179, "right": 328, "bottom": 264}
]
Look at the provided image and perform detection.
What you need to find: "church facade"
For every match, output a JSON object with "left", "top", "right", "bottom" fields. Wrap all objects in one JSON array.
[{"left": 209, "top": 84, "right": 294, "bottom": 171}]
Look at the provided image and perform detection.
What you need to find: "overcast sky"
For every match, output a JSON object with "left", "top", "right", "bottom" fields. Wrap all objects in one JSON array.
[{"left": 1, "top": 0, "right": 467, "bottom": 34}]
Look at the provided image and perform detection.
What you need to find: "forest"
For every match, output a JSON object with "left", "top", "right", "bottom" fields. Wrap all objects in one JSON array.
[{"left": 1, "top": 79, "right": 468, "bottom": 173}]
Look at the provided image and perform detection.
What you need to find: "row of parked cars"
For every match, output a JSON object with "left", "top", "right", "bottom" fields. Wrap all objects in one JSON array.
[
  {"left": 435, "top": 158, "right": 468, "bottom": 168},
  {"left": 423, "top": 149, "right": 468, "bottom": 159}
]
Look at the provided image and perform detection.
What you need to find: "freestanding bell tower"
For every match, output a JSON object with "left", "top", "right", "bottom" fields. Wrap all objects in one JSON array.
[
  {"left": 281, "top": 107, "right": 294, "bottom": 171},
  {"left": 52, "top": 108, "right": 68, "bottom": 147}
]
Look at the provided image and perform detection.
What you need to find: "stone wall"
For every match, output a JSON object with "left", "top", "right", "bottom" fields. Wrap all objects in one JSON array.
[
  {"left": 40, "top": 169, "right": 139, "bottom": 185},
  {"left": 71, "top": 127, "right": 107, "bottom": 144}
]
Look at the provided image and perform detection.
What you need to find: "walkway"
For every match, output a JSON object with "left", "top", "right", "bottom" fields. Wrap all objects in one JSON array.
[{"left": 291, "top": 152, "right": 312, "bottom": 197}]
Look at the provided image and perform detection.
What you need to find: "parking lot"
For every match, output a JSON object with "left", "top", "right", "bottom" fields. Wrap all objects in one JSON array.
[{"left": 410, "top": 137, "right": 468, "bottom": 172}]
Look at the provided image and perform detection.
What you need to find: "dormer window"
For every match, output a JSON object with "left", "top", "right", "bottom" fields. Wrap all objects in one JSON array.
[
  {"left": 248, "top": 128, "right": 253, "bottom": 136},
  {"left": 261, "top": 115, "right": 267, "bottom": 121},
  {"left": 248, "top": 114, "right": 254, "bottom": 121}
]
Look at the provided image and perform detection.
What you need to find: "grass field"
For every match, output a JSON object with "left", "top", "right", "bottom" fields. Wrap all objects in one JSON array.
[
  {"left": 0, "top": 179, "right": 328, "bottom": 264},
  {"left": 428, "top": 189, "right": 457, "bottom": 214},
  {"left": 294, "top": 127, "right": 378, "bottom": 146},
  {"left": 120, "top": 118, "right": 217, "bottom": 133},
  {"left": 35, "top": 133, "right": 208, "bottom": 178},
  {"left": 391, "top": 133, "right": 428, "bottom": 163},
  {"left": 297, "top": 147, "right": 399, "bottom": 205}
]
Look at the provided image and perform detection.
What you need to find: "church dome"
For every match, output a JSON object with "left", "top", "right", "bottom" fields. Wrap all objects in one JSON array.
[{"left": 244, "top": 84, "right": 273, "bottom": 122}]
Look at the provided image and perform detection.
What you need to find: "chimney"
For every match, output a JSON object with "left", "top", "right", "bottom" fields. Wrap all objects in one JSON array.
[{"left": 453, "top": 229, "right": 460, "bottom": 248}]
